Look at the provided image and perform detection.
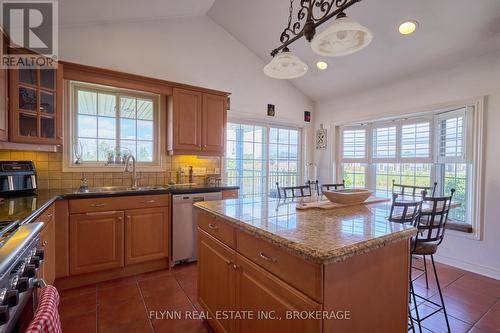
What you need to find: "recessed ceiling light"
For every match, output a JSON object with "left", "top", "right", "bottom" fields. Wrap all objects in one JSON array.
[
  {"left": 399, "top": 20, "right": 418, "bottom": 35},
  {"left": 316, "top": 61, "right": 328, "bottom": 70}
]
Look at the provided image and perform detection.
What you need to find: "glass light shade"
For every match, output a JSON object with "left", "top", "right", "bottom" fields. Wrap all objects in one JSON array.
[
  {"left": 263, "top": 50, "right": 308, "bottom": 79},
  {"left": 311, "top": 16, "right": 373, "bottom": 57},
  {"left": 399, "top": 20, "right": 418, "bottom": 35}
]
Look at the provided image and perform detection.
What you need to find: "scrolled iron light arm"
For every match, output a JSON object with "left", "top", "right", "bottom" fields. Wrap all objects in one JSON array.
[{"left": 271, "top": 0, "right": 361, "bottom": 57}]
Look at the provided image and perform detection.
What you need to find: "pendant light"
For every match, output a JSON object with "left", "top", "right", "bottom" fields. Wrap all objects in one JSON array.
[
  {"left": 311, "top": 13, "right": 373, "bottom": 57},
  {"left": 263, "top": 47, "right": 308, "bottom": 79}
]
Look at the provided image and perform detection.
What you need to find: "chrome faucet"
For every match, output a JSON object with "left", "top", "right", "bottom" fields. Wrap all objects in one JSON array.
[{"left": 124, "top": 155, "right": 140, "bottom": 189}]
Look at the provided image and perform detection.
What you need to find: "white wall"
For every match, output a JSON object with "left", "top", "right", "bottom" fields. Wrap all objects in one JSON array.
[
  {"left": 59, "top": 16, "right": 314, "bottom": 161},
  {"left": 313, "top": 49, "right": 500, "bottom": 279}
]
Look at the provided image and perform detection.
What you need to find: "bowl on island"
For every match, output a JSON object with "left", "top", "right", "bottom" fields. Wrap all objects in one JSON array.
[{"left": 322, "top": 189, "right": 373, "bottom": 204}]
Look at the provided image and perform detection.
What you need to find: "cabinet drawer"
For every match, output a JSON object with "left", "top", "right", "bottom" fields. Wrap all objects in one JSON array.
[
  {"left": 198, "top": 211, "right": 235, "bottom": 249},
  {"left": 69, "top": 195, "right": 169, "bottom": 214},
  {"left": 236, "top": 230, "right": 323, "bottom": 302},
  {"left": 221, "top": 189, "right": 239, "bottom": 200}
]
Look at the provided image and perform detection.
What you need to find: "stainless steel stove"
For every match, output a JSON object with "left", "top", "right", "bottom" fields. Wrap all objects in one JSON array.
[{"left": 0, "top": 161, "right": 44, "bottom": 333}]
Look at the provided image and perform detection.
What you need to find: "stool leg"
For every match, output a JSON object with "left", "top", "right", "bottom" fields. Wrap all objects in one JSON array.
[
  {"left": 410, "top": 281, "right": 422, "bottom": 333},
  {"left": 431, "top": 255, "right": 451, "bottom": 332},
  {"left": 423, "top": 255, "right": 429, "bottom": 289}
]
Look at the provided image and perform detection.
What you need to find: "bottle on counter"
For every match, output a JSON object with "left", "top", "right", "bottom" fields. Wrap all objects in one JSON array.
[{"left": 188, "top": 166, "right": 194, "bottom": 184}]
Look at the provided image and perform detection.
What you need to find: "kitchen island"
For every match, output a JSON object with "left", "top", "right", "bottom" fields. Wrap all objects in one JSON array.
[{"left": 194, "top": 197, "right": 417, "bottom": 333}]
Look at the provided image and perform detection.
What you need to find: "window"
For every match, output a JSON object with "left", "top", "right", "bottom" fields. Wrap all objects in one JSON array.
[
  {"left": 336, "top": 103, "right": 483, "bottom": 230},
  {"left": 225, "top": 123, "right": 267, "bottom": 197},
  {"left": 66, "top": 82, "right": 161, "bottom": 170},
  {"left": 225, "top": 122, "right": 301, "bottom": 198}
]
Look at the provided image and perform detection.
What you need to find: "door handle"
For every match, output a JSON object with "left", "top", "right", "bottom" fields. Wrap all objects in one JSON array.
[
  {"left": 259, "top": 252, "right": 277, "bottom": 263},
  {"left": 90, "top": 203, "right": 106, "bottom": 207}
]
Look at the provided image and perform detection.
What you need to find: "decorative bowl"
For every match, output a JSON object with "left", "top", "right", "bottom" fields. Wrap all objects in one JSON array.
[{"left": 322, "top": 189, "right": 373, "bottom": 204}]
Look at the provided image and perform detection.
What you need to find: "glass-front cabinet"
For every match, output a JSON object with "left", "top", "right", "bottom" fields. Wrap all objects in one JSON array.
[{"left": 9, "top": 63, "right": 63, "bottom": 144}]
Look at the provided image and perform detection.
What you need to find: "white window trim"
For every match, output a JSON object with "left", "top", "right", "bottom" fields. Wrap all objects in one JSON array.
[
  {"left": 340, "top": 125, "right": 369, "bottom": 163},
  {"left": 333, "top": 97, "right": 485, "bottom": 240},
  {"left": 63, "top": 81, "right": 165, "bottom": 172},
  {"left": 371, "top": 122, "right": 398, "bottom": 163},
  {"left": 222, "top": 118, "right": 305, "bottom": 196}
]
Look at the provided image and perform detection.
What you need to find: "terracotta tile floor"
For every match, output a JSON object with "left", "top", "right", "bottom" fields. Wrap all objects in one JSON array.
[{"left": 58, "top": 261, "right": 500, "bottom": 333}]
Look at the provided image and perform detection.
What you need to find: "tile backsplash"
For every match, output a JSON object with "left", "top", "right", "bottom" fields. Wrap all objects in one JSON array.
[{"left": 0, "top": 150, "right": 221, "bottom": 190}]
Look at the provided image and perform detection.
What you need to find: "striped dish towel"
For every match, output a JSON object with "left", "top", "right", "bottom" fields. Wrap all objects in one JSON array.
[{"left": 25, "top": 285, "right": 62, "bottom": 333}]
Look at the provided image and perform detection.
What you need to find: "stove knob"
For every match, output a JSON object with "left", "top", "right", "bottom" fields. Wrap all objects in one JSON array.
[
  {"left": 0, "top": 305, "right": 9, "bottom": 325},
  {"left": 15, "top": 278, "right": 29, "bottom": 293},
  {"left": 2, "top": 290, "right": 18, "bottom": 307},
  {"left": 22, "top": 264, "right": 36, "bottom": 278},
  {"left": 35, "top": 249, "right": 45, "bottom": 261},
  {"left": 30, "top": 256, "right": 40, "bottom": 268}
]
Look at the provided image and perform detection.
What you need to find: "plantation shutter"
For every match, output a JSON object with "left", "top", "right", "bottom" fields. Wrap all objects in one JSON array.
[{"left": 340, "top": 126, "right": 368, "bottom": 163}]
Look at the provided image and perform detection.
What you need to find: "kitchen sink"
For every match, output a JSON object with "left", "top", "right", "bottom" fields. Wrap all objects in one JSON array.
[{"left": 75, "top": 185, "right": 171, "bottom": 194}]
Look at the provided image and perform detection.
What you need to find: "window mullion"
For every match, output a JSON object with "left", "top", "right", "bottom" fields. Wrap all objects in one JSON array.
[{"left": 116, "top": 94, "right": 120, "bottom": 154}]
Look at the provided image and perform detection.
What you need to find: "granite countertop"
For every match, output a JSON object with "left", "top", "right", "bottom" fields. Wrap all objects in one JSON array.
[
  {"left": 0, "top": 185, "right": 239, "bottom": 225},
  {"left": 194, "top": 197, "right": 417, "bottom": 264}
]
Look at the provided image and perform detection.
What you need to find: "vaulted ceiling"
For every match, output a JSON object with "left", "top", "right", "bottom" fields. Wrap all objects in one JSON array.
[
  {"left": 208, "top": 0, "right": 500, "bottom": 101},
  {"left": 58, "top": 0, "right": 500, "bottom": 102}
]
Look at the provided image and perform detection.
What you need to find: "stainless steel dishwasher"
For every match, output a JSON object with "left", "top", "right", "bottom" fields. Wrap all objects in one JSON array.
[{"left": 172, "top": 191, "right": 222, "bottom": 265}]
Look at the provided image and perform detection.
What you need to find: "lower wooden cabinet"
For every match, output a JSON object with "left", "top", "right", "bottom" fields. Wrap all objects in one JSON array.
[
  {"left": 198, "top": 229, "right": 321, "bottom": 333},
  {"left": 125, "top": 207, "right": 169, "bottom": 265},
  {"left": 69, "top": 211, "right": 125, "bottom": 275},
  {"left": 39, "top": 212, "right": 55, "bottom": 285},
  {"left": 198, "top": 230, "right": 236, "bottom": 333},
  {"left": 234, "top": 254, "right": 322, "bottom": 333}
]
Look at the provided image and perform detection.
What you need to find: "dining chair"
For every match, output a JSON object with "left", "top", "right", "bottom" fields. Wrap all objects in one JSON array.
[
  {"left": 388, "top": 193, "right": 422, "bottom": 225},
  {"left": 321, "top": 180, "right": 346, "bottom": 192},
  {"left": 306, "top": 180, "right": 320, "bottom": 196},
  {"left": 276, "top": 182, "right": 313, "bottom": 199},
  {"left": 392, "top": 180, "right": 437, "bottom": 198},
  {"left": 409, "top": 189, "right": 455, "bottom": 333}
]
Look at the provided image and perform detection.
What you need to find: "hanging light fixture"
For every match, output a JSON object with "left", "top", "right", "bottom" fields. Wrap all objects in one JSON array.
[
  {"left": 311, "top": 13, "right": 373, "bottom": 57},
  {"left": 263, "top": 47, "right": 308, "bottom": 79},
  {"left": 264, "top": 0, "right": 372, "bottom": 79}
]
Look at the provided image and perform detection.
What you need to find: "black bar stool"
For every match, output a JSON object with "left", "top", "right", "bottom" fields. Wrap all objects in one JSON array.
[
  {"left": 410, "top": 189, "right": 455, "bottom": 333},
  {"left": 389, "top": 193, "right": 422, "bottom": 225}
]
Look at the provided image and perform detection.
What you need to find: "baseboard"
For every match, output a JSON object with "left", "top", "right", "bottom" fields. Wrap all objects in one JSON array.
[{"left": 433, "top": 254, "right": 500, "bottom": 280}]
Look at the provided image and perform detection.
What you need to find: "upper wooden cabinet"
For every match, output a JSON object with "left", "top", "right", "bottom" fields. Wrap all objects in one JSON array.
[
  {"left": 8, "top": 63, "right": 63, "bottom": 145},
  {"left": 202, "top": 93, "right": 227, "bottom": 154},
  {"left": 169, "top": 87, "right": 227, "bottom": 155},
  {"left": 171, "top": 88, "right": 202, "bottom": 152}
]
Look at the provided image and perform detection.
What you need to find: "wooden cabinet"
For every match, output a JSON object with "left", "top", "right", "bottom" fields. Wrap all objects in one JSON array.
[
  {"left": 125, "top": 207, "right": 169, "bottom": 265},
  {"left": 169, "top": 88, "right": 227, "bottom": 155},
  {"left": 221, "top": 189, "right": 239, "bottom": 200},
  {"left": 69, "top": 211, "right": 124, "bottom": 275},
  {"left": 202, "top": 93, "right": 226, "bottom": 154},
  {"left": 171, "top": 88, "right": 202, "bottom": 152},
  {"left": 8, "top": 63, "right": 63, "bottom": 144},
  {"left": 0, "top": 34, "right": 8, "bottom": 141},
  {"left": 39, "top": 206, "right": 56, "bottom": 285},
  {"left": 198, "top": 230, "right": 236, "bottom": 333},
  {"left": 235, "top": 254, "right": 322, "bottom": 333},
  {"left": 197, "top": 228, "right": 321, "bottom": 333}
]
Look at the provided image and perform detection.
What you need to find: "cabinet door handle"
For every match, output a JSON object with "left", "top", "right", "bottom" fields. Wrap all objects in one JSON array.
[
  {"left": 259, "top": 252, "right": 277, "bottom": 263},
  {"left": 208, "top": 223, "right": 218, "bottom": 230},
  {"left": 85, "top": 211, "right": 119, "bottom": 217},
  {"left": 141, "top": 200, "right": 156, "bottom": 204},
  {"left": 46, "top": 214, "right": 53, "bottom": 218},
  {"left": 90, "top": 203, "right": 106, "bottom": 207},
  {"left": 42, "top": 241, "right": 48, "bottom": 247}
]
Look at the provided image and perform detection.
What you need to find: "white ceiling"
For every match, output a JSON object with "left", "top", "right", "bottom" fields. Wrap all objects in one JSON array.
[
  {"left": 208, "top": 0, "right": 500, "bottom": 101},
  {"left": 59, "top": 0, "right": 215, "bottom": 26},
  {"left": 58, "top": 0, "right": 500, "bottom": 101}
]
